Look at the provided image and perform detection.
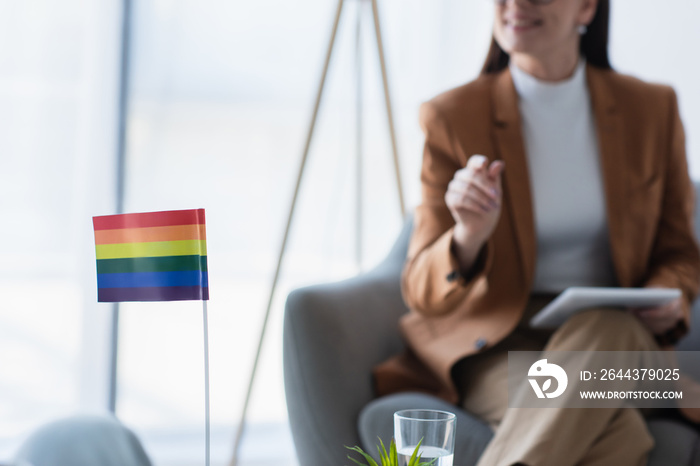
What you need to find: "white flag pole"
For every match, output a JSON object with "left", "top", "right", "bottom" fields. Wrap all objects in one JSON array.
[{"left": 203, "top": 300, "right": 211, "bottom": 466}]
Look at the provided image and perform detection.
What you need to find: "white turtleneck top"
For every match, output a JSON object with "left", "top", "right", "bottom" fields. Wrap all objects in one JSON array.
[{"left": 509, "top": 60, "right": 617, "bottom": 293}]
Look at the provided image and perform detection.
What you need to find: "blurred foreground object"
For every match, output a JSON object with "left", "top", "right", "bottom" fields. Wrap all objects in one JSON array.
[{"left": 13, "top": 415, "right": 152, "bottom": 466}]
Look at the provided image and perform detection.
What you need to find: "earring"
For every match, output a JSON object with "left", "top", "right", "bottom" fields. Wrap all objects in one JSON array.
[{"left": 578, "top": 24, "right": 588, "bottom": 35}]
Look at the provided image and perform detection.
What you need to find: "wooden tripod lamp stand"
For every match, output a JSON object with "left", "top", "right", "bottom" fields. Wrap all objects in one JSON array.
[{"left": 230, "top": 0, "right": 405, "bottom": 463}]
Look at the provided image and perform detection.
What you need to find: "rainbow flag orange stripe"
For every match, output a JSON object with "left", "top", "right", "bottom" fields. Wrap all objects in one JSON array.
[{"left": 93, "top": 209, "right": 209, "bottom": 302}]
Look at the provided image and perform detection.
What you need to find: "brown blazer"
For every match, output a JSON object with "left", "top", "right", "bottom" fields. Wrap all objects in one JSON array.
[{"left": 374, "top": 64, "right": 700, "bottom": 404}]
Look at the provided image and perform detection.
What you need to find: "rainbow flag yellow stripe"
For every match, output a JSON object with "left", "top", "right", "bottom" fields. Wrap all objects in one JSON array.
[{"left": 95, "top": 239, "right": 207, "bottom": 260}]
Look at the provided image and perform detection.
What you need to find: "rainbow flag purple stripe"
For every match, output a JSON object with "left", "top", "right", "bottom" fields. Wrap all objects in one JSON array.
[{"left": 93, "top": 209, "right": 209, "bottom": 302}]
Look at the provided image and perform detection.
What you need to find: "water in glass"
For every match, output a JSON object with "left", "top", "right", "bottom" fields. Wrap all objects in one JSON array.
[{"left": 397, "top": 445, "right": 454, "bottom": 466}]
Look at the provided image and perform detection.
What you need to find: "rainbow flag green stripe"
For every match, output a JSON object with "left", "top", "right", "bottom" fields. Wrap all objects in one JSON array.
[
  {"left": 93, "top": 209, "right": 208, "bottom": 302},
  {"left": 96, "top": 255, "right": 208, "bottom": 275}
]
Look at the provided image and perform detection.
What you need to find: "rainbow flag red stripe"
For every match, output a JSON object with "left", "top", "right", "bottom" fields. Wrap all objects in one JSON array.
[{"left": 93, "top": 209, "right": 209, "bottom": 302}]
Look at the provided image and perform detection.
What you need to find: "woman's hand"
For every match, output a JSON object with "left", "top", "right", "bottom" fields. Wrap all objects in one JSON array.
[
  {"left": 445, "top": 154, "right": 505, "bottom": 271},
  {"left": 629, "top": 288, "right": 683, "bottom": 335}
]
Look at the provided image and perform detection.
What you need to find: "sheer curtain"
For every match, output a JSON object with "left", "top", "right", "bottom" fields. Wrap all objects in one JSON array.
[{"left": 0, "top": 0, "right": 122, "bottom": 459}]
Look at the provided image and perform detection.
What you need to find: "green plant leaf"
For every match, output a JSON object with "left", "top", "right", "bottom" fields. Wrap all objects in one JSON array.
[
  {"left": 377, "top": 437, "right": 390, "bottom": 465},
  {"left": 347, "top": 455, "right": 369, "bottom": 466},
  {"left": 407, "top": 438, "right": 423, "bottom": 466},
  {"left": 345, "top": 445, "right": 379, "bottom": 466},
  {"left": 390, "top": 438, "right": 397, "bottom": 465},
  {"left": 346, "top": 438, "right": 438, "bottom": 466}
]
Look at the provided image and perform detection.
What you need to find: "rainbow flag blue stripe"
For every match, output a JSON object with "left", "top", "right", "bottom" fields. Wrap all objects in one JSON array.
[{"left": 93, "top": 209, "right": 209, "bottom": 302}]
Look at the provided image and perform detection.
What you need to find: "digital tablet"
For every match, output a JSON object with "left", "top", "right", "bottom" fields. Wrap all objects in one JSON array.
[{"left": 529, "top": 287, "right": 682, "bottom": 329}]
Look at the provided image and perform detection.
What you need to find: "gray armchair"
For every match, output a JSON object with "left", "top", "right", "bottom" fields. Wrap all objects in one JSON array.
[{"left": 284, "top": 185, "right": 700, "bottom": 466}]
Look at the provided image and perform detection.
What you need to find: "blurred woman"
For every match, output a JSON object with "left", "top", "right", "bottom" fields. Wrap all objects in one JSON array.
[{"left": 374, "top": 0, "right": 700, "bottom": 464}]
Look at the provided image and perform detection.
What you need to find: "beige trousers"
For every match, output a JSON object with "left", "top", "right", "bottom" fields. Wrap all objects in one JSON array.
[{"left": 453, "top": 298, "right": 658, "bottom": 466}]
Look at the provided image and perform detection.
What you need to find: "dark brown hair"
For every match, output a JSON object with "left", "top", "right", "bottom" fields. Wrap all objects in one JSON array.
[{"left": 480, "top": 0, "right": 611, "bottom": 74}]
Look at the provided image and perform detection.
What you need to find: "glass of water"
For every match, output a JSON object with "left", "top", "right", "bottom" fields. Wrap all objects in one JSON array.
[{"left": 394, "top": 409, "right": 456, "bottom": 466}]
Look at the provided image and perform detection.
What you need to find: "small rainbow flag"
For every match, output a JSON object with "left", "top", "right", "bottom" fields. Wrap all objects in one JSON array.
[{"left": 93, "top": 209, "right": 209, "bottom": 302}]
